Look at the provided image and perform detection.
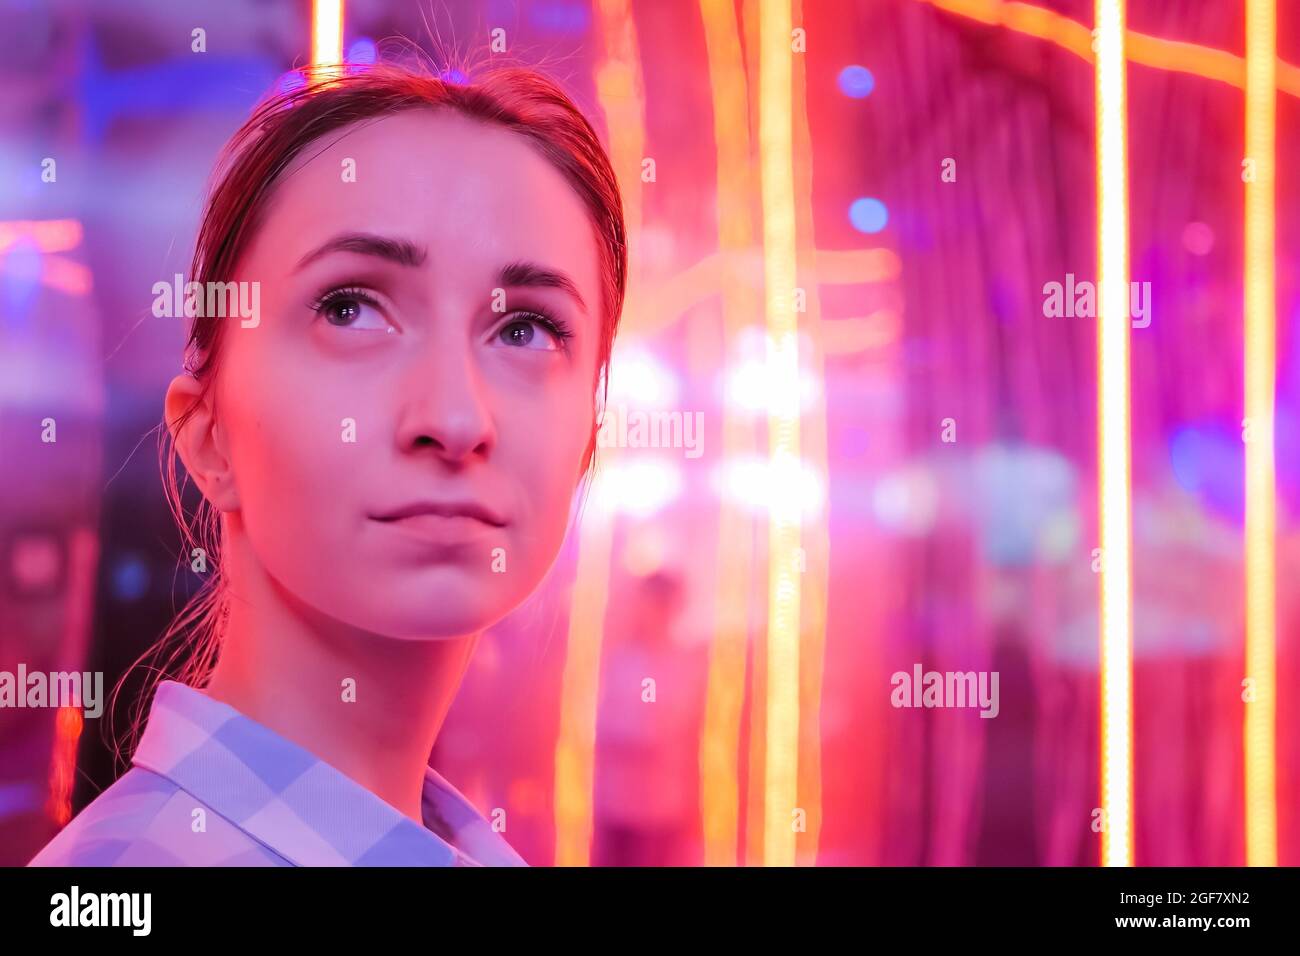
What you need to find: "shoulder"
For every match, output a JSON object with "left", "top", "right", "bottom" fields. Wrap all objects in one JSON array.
[{"left": 27, "top": 768, "right": 288, "bottom": 867}]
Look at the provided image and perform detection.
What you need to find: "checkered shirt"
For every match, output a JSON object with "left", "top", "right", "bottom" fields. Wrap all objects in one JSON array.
[{"left": 28, "top": 680, "right": 527, "bottom": 867}]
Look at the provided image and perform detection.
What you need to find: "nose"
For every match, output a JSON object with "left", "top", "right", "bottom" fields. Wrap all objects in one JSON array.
[{"left": 393, "top": 331, "right": 496, "bottom": 464}]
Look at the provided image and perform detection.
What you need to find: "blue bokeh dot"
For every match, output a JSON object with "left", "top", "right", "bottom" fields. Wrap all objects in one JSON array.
[
  {"left": 348, "top": 38, "right": 376, "bottom": 65},
  {"left": 838, "top": 65, "right": 875, "bottom": 99},
  {"left": 849, "top": 197, "right": 889, "bottom": 234},
  {"left": 111, "top": 556, "right": 150, "bottom": 603}
]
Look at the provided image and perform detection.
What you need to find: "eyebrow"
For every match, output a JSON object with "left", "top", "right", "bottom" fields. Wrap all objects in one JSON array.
[
  {"left": 295, "top": 232, "right": 427, "bottom": 271},
  {"left": 294, "top": 233, "right": 588, "bottom": 315},
  {"left": 498, "top": 260, "right": 589, "bottom": 316}
]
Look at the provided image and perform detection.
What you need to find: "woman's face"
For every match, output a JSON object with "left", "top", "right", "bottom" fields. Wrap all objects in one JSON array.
[{"left": 199, "top": 110, "right": 603, "bottom": 638}]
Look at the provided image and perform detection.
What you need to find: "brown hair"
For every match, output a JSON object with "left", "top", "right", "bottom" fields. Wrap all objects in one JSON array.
[{"left": 111, "top": 61, "right": 627, "bottom": 766}]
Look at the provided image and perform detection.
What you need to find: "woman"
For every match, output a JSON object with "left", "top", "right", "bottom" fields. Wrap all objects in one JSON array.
[{"left": 29, "top": 61, "right": 627, "bottom": 867}]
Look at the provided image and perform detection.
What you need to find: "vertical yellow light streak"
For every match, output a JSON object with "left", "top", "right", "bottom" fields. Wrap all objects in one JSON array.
[
  {"left": 788, "top": 0, "right": 828, "bottom": 867},
  {"left": 741, "top": 3, "right": 772, "bottom": 867},
  {"left": 758, "top": 0, "right": 802, "bottom": 867},
  {"left": 1244, "top": 0, "right": 1277, "bottom": 869},
  {"left": 311, "top": 0, "right": 344, "bottom": 80},
  {"left": 553, "top": 489, "right": 615, "bottom": 867},
  {"left": 553, "top": 0, "right": 647, "bottom": 867},
  {"left": 698, "top": 0, "right": 759, "bottom": 867},
  {"left": 1095, "top": 0, "right": 1133, "bottom": 869}
]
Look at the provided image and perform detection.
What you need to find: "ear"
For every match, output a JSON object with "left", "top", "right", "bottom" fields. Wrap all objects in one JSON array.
[{"left": 164, "top": 373, "right": 240, "bottom": 512}]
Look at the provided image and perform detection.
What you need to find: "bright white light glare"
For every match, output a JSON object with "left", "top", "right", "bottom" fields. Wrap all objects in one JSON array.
[
  {"left": 727, "top": 364, "right": 817, "bottom": 415},
  {"left": 715, "top": 457, "right": 823, "bottom": 519},
  {"left": 726, "top": 331, "right": 818, "bottom": 415},
  {"left": 607, "top": 347, "right": 679, "bottom": 407},
  {"left": 594, "top": 459, "right": 682, "bottom": 517}
]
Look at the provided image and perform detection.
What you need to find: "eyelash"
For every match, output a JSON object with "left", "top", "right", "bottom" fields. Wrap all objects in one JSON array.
[
  {"left": 308, "top": 286, "right": 384, "bottom": 324},
  {"left": 503, "top": 307, "right": 574, "bottom": 349},
  {"left": 307, "top": 285, "right": 575, "bottom": 349}
]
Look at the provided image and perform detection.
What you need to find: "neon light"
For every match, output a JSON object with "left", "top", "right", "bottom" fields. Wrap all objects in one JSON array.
[
  {"left": 919, "top": 0, "right": 1300, "bottom": 99},
  {"left": 554, "top": 0, "right": 648, "bottom": 867},
  {"left": 698, "top": 0, "right": 758, "bottom": 868},
  {"left": 553, "top": 499, "right": 614, "bottom": 866},
  {"left": 759, "top": 0, "right": 802, "bottom": 868},
  {"left": 1244, "top": 0, "right": 1277, "bottom": 869},
  {"left": 311, "top": 0, "right": 344, "bottom": 80},
  {"left": 788, "top": 11, "right": 831, "bottom": 866},
  {"left": 1094, "top": 0, "right": 1133, "bottom": 869},
  {"left": 626, "top": 248, "right": 899, "bottom": 340},
  {"left": 46, "top": 706, "right": 83, "bottom": 826}
]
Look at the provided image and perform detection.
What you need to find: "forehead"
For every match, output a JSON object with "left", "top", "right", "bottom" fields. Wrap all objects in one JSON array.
[{"left": 247, "top": 109, "right": 601, "bottom": 300}]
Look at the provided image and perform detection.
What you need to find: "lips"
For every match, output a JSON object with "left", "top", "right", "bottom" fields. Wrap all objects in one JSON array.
[
  {"left": 371, "top": 500, "right": 507, "bottom": 527},
  {"left": 369, "top": 500, "right": 507, "bottom": 550}
]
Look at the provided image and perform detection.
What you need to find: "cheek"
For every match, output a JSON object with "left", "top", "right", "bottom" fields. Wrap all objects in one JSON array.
[
  {"left": 218, "top": 346, "right": 378, "bottom": 551},
  {"left": 498, "top": 385, "right": 593, "bottom": 541}
]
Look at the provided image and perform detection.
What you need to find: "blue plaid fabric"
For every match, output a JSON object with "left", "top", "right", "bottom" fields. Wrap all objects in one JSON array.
[{"left": 28, "top": 680, "right": 527, "bottom": 867}]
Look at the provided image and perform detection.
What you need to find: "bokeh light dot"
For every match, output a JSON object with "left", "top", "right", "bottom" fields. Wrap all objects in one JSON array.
[
  {"left": 838, "top": 65, "right": 875, "bottom": 98},
  {"left": 850, "top": 197, "right": 889, "bottom": 234}
]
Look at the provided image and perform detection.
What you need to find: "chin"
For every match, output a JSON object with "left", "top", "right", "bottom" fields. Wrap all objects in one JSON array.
[{"left": 348, "top": 576, "right": 531, "bottom": 640}]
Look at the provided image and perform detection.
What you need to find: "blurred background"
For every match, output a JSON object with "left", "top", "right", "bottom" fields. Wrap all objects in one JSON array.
[{"left": 1, "top": 0, "right": 1297, "bottom": 867}]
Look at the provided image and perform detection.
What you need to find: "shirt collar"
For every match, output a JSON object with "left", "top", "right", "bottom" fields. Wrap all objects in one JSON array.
[{"left": 131, "top": 680, "right": 526, "bottom": 867}]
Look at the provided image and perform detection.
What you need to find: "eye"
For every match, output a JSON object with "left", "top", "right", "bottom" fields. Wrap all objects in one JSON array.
[
  {"left": 310, "top": 287, "right": 392, "bottom": 331},
  {"left": 494, "top": 311, "right": 573, "bottom": 352}
]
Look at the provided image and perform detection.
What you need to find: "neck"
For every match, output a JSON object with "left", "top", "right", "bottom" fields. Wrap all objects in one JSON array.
[{"left": 200, "top": 525, "right": 479, "bottom": 824}]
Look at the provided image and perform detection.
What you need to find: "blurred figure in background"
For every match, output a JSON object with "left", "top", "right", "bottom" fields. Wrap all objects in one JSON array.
[{"left": 594, "top": 569, "right": 705, "bottom": 866}]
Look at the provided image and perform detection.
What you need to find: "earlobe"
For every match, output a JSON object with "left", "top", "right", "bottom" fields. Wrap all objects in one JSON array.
[{"left": 164, "top": 373, "right": 240, "bottom": 512}]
